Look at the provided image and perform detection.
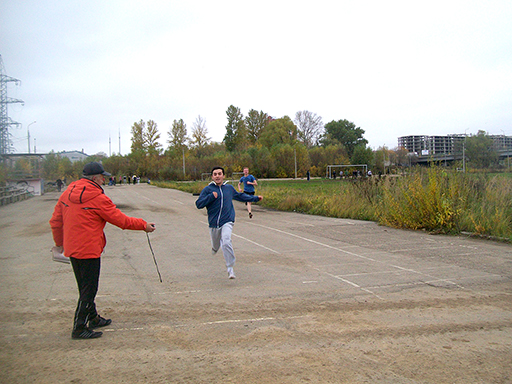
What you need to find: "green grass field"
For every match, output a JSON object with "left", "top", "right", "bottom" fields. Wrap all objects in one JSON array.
[{"left": 155, "top": 169, "right": 512, "bottom": 241}]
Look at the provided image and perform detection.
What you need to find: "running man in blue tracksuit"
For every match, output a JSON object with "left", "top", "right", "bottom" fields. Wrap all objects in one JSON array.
[
  {"left": 238, "top": 166, "right": 258, "bottom": 219},
  {"left": 196, "top": 166, "right": 263, "bottom": 279}
]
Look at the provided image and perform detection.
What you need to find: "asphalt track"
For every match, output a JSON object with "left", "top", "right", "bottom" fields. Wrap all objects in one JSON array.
[{"left": 1, "top": 183, "right": 511, "bottom": 383}]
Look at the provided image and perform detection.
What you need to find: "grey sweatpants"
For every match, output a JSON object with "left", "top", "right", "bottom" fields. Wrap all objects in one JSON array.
[{"left": 210, "top": 222, "right": 235, "bottom": 268}]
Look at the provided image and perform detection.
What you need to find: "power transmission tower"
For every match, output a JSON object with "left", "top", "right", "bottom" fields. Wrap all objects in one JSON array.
[{"left": 0, "top": 55, "right": 24, "bottom": 155}]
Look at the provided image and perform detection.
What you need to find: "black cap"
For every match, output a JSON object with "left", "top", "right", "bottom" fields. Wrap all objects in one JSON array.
[{"left": 83, "top": 162, "right": 111, "bottom": 176}]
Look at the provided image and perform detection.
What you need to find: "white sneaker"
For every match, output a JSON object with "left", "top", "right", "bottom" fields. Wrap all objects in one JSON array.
[
  {"left": 212, "top": 248, "right": 218, "bottom": 255},
  {"left": 227, "top": 267, "right": 236, "bottom": 279}
]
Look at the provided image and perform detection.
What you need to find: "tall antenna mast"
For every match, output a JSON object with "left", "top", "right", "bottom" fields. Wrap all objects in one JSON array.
[{"left": 0, "top": 55, "right": 24, "bottom": 155}]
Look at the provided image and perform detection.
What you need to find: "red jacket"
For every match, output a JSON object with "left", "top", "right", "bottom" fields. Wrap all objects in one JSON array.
[{"left": 49, "top": 178, "right": 147, "bottom": 259}]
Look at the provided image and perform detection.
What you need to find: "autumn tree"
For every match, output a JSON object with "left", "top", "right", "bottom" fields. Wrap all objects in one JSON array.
[
  {"left": 246, "top": 109, "right": 269, "bottom": 144},
  {"left": 224, "top": 105, "right": 247, "bottom": 152},
  {"left": 191, "top": 115, "right": 211, "bottom": 149},
  {"left": 374, "top": 146, "right": 392, "bottom": 174},
  {"left": 130, "top": 120, "right": 146, "bottom": 154},
  {"left": 130, "top": 119, "right": 162, "bottom": 153},
  {"left": 258, "top": 116, "right": 298, "bottom": 148},
  {"left": 145, "top": 120, "right": 162, "bottom": 154},
  {"left": 466, "top": 130, "right": 499, "bottom": 168},
  {"left": 129, "top": 119, "right": 162, "bottom": 176},
  {"left": 294, "top": 110, "right": 324, "bottom": 148},
  {"left": 351, "top": 144, "right": 374, "bottom": 168},
  {"left": 167, "top": 119, "right": 188, "bottom": 151},
  {"left": 321, "top": 119, "right": 368, "bottom": 158}
]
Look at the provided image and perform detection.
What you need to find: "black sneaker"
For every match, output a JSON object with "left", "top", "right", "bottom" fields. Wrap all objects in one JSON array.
[
  {"left": 89, "top": 315, "right": 112, "bottom": 329},
  {"left": 72, "top": 328, "right": 103, "bottom": 339}
]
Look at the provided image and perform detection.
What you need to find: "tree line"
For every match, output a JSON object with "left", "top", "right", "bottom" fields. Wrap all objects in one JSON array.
[
  {"left": 2, "top": 106, "right": 507, "bottom": 184},
  {"left": 102, "top": 106, "right": 376, "bottom": 181}
]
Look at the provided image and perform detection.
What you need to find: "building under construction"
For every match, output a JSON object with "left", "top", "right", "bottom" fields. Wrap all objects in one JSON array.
[
  {"left": 398, "top": 135, "right": 466, "bottom": 156},
  {"left": 398, "top": 134, "right": 512, "bottom": 166}
]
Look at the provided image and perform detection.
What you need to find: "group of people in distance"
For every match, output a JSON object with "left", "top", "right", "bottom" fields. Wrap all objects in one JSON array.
[{"left": 49, "top": 162, "right": 262, "bottom": 339}]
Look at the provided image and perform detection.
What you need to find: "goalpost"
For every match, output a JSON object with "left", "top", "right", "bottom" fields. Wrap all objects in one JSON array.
[
  {"left": 200, "top": 173, "right": 211, "bottom": 181},
  {"left": 326, "top": 164, "right": 368, "bottom": 178}
]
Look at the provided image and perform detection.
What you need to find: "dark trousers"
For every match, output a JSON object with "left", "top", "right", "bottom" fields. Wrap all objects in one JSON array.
[{"left": 70, "top": 257, "right": 101, "bottom": 331}]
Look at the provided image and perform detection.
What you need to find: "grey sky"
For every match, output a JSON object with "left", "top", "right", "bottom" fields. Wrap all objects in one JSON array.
[{"left": 1, "top": 0, "right": 511, "bottom": 156}]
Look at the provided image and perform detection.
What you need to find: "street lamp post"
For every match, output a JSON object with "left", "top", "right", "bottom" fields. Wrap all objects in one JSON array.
[
  {"left": 27, "top": 121, "right": 36, "bottom": 153},
  {"left": 294, "top": 148, "right": 297, "bottom": 179},
  {"left": 462, "top": 129, "right": 469, "bottom": 173},
  {"left": 182, "top": 147, "right": 186, "bottom": 178},
  {"left": 501, "top": 129, "right": 509, "bottom": 170}
]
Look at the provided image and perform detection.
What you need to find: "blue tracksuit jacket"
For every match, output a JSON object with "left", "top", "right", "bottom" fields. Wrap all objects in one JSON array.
[{"left": 195, "top": 182, "right": 260, "bottom": 228}]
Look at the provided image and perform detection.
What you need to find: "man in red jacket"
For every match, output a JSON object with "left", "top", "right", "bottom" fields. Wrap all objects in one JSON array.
[{"left": 50, "top": 162, "right": 156, "bottom": 339}]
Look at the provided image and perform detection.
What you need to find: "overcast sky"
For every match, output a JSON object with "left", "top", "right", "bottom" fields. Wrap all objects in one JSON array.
[{"left": 1, "top": 0, "right": 511, "bottom": 156}]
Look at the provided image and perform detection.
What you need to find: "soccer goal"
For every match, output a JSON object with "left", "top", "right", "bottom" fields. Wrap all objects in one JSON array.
[
  {"left": 326, "top": 164, "right": 368, "bottom": 179},
  {"left": 200, "top": 172, "right": 211, "bottom": 181}
]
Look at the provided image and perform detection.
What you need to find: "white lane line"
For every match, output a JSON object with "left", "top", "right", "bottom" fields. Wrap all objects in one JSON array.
[
  {"left": 249, "top": 222, "right": 377, "bottom": 262},
  {"left": 104, "top": 327, "right": 144, "bottom": 332},
  {"left": 175, "top": 315, "right": 310, "bottom": 328},
  {"left": 388, "top": 265, "right": 464, "bottom": 288},
  {"left": 134, "top": 190, "right": 184, "bottom": 205},
  {"left": 197, "top": 220, "right": 280, "bottom": 254},
  {"left": 202, "top": 317, "right": 275, "bottom": 325},
  {"left": 139, "top": 195, "right": 162, "bottom": 205},
  {"left": 232, "top": 233, "right": 280, "bottom": 254},
  {"left": 249, "top": 222, "right": 468, "bottom": 298},
  {"left": 282, "top": 220, "right": 315, "bottom": 227},
  {"left": 321, "top": 270, "right": 384, "bottom": 300},
  {"left": 364, "top": 279, "right": 461, "bottom": 290},
  {"left": 154, "top": 289, "right": 213, "bottom": 295}
]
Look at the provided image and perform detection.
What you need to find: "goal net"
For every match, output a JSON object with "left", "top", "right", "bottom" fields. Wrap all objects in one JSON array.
[{"left": 326, "top": 164, "right": 368, "bottom": 178}]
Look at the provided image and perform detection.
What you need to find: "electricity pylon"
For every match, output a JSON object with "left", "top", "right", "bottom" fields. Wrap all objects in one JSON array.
[{"left": 0, "top": 54, "right": 24, "bottom": 155}]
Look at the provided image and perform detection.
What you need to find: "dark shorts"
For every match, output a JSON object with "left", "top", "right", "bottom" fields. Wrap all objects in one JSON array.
[{"left": 244, "top": 191, "right": 255, "bottom": 195}]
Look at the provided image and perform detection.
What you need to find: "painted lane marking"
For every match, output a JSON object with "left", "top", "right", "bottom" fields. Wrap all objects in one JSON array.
[
  {"left": 154, "top": 289, "right": 213, "bottom": 295},
  {"left": 232, "top": 233, "right": 280, "bottom": 254},
  {"left": 175, "top": 315, "right": 310, "bottom": 328},
  {"left": 248, "top": 222, "right": 377, "bottom": 261},
  {"left": 104, "top": 327, "right": 144, "bottom": 332},
  {"left": 248, "top": 222, "right": 468, "bottom": 299}
]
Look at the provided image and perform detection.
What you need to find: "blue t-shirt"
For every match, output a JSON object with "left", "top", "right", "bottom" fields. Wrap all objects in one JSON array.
[{"left": 239, "top": 175, "right": 256, "bottom": 193}]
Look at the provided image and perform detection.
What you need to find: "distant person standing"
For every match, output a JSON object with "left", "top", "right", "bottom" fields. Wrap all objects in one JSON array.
[
  {"left": 196, "top": 166, "right": 262, "bottom": 279},
  {"left": 238, "top": 167, "right": 258, "bottom": 219}
]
